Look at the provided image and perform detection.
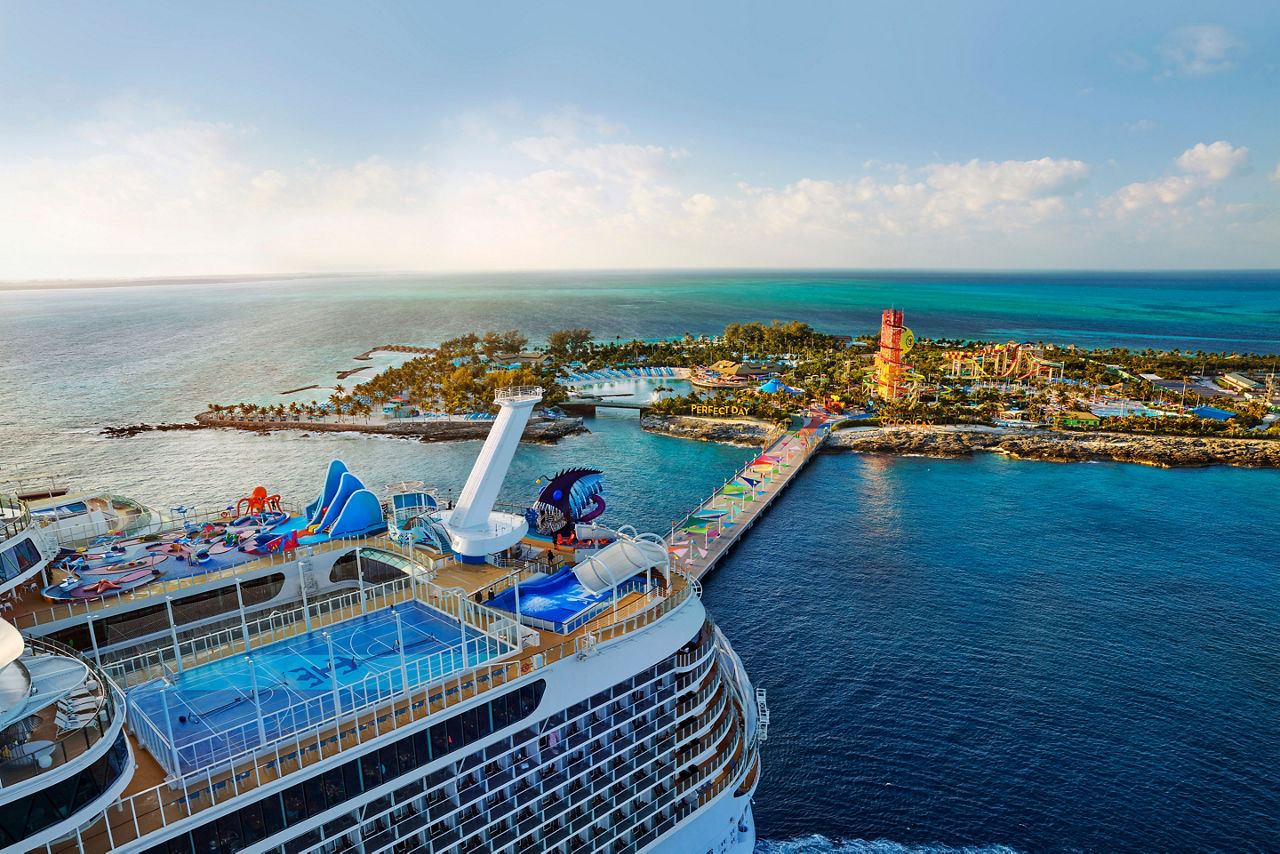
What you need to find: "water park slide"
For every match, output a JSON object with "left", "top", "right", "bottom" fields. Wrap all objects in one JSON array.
[
  {"left": 300, "top": 460, "right": 386, "bottom": 539},
  {"left": 489, "top": 569, "right": 602, "bottom": 625}
]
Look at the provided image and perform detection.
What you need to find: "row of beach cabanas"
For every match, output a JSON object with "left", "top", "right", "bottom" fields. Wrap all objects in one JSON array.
[{"left": 561, "top": 366, "right": 680, "bottom": 383}]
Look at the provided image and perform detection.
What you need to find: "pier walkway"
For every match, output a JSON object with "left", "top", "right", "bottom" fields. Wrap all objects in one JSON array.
[{"left": 667, "top": 412, "right": 833, "bottom": 582}]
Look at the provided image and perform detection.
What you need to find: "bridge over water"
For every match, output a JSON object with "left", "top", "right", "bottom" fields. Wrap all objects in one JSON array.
[
  {"left": 559, "top": 398, "right": 652, "bottom": 416},
  {"left": 667, "top": 414, "right": 833, "bottom": 582}
]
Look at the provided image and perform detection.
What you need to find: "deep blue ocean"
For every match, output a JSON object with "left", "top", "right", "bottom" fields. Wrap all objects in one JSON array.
[{"left": 1, "top": 271, "right": 1278, "bottom": 852}]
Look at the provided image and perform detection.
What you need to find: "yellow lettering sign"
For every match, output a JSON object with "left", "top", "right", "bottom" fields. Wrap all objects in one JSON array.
[{"left": 691, "top": 404, "right": 749, "bottom": 416}]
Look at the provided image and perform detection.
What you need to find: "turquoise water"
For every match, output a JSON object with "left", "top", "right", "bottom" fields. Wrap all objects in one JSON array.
[{"left": 2, "top": 271, "right": 1279, "bottom": 852}]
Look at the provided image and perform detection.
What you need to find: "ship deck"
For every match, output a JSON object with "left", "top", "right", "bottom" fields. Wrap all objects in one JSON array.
[
  {"left": 8, "top": 533, "right": 413, "bottom": 632},
  {"left": 73, "top": 569, "right": 695, "bottom": 854},
  {"left": 128, "top": 600, "right": 502, "bottom": 777}
]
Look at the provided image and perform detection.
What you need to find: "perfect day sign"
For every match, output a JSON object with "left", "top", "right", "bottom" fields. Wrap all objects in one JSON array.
[{"left": 691, "top": 404, "right": 750, "bottom": 417}]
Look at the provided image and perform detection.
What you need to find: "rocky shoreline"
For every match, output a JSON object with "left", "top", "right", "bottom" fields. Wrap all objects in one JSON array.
[
  {"left": 826, "top": 426, "right": 1280, "bottom": 468},
  {"left": 101, "top": 414, "right": 588, "bottom": 444},
  {"left": 640, "top": 414, "right": 786, "bottom": 447}
]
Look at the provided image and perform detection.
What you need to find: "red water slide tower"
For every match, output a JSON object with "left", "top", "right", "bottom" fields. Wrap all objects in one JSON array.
[{"left": 875, "top": 309, "right": 908, "bottom": 400}]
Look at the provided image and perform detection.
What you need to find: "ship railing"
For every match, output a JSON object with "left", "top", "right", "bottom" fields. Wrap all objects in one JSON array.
[
  {"left": 0, "top": 494, "right": 34, "bottom": 543},
  {"left": 87, "top": 646, "right": 543, "bottom": 849},
  {"left": 581, "top": 573, "right": 700, "bottom": 652},
  {"left": 104, "top": 569, "right": 519, "bottom": 691},
  {"left": 12, "top": 528, "right": 412, "bottom": 633},
  {"left": 0, "top": 636, "right": 122, "bottom": 793},
  {"left": 477, "top": 559, "right": 698, "bottom": 652},
  {"left": 131, "top": 629, "right": 509, "bottom": 780},
  {"left": 70, "top": 571, "right": 693, "bottom": 849},
  {"left": 494, "top": 385, "right": 543, "bottom": 404}
]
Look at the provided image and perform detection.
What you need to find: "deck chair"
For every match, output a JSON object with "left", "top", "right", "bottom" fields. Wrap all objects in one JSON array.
[{"left": 55, "top": 710, "right": 96, "bottom": 735}]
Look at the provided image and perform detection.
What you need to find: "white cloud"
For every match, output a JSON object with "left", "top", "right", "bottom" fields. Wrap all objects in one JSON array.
[
  {"left": 682, "top": 193, "right": 718, "bottom": 216},
  {"left": 1175, "top": 140, "right": 1248, "bottom": 179},
  {"left": 1156, "top": 25, "right": 1241, "bottom": 78},
  {"left": 1102, "top": 141, "right": 1248, "bottom": 217},
  {"left": 1108, "top": 175, "right": 1203, "bottom": 212},
  {"left": 1125, "top": 119, "right": 1157, "bottom": 133},
  {"left": 923, "top": 157, "right": 1090, "bottom": 210},
  {"left": 537, "top": 106, "right": 626, "bottom": 139},
  {"left": 0, "top": 100, "right": 1273, "bottom": 278},
  {"left": 445, "top": 102, "right": 521, "bottom": 144},
  {"left": 562, "top": 143, "right": 686, "bottom": 183}
]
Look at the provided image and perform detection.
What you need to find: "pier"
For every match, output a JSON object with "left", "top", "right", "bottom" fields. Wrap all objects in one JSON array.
[
  {"left": 559, "top": 397, "right": 651, "bottom": 416},
  {"left": 667, "top": 413, "right": 833, "bottom": 582}
]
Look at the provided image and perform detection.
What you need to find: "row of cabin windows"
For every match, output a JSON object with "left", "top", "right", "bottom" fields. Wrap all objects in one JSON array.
[
  {"left": 290, "top": 626, "right": 708, "bottom": 854},
  {"left": 265, "top": 650, "right": 687, "bottom": 854},
  {"left": 137, "top": 681, "right": 546, "bottom": 854}
]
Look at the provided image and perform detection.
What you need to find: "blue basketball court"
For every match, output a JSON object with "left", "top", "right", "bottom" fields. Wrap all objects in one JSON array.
[{"left": 128, "top": 600, "right": 506, "bottom": 776}]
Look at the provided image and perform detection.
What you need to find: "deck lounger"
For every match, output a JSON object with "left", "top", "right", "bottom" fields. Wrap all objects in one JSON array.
[
  {"left": 55, "top": 711, "right": 96, "bottom": 735},
  {"left": 58, "top": 698, "right": 100, "bottom": 715}
]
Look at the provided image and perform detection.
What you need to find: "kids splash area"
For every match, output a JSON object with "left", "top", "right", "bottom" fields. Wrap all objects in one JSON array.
[
  {"left": 40, "top": 460, "right": 386, "bottom": 602},
  {"left": 126, "top": 599, "right": 514, "bottom": 777}
]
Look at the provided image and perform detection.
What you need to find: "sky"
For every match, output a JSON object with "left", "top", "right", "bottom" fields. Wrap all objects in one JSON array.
[{"left": 0, "top": 0, "right": 1277, "bottom": 279}]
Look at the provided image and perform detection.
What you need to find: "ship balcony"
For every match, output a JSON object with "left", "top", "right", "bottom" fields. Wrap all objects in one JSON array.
[
  {"left": 0, "top": 636, "right": 123, "bottom": 793},
  {"left": 0, "top": 495, "right": 34, "bottom": 545},
  {"left": 0, "top": 636, "right": 134, "bottom": 851},
  {"left": 492, "top": 386, "right": 543, "bottom": 405}
]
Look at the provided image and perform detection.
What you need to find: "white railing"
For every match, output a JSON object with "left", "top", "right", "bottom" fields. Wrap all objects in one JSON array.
[
  {"left": 13, "top": 530, "right": 410, "bottom": 633},
  {"left": 666, "top": 415, "right": 829, "bottom": 558},
  {"left": 494, "top": 385, "right": 543, "bottom": 404},
  {"left": 142, "top": 631, "right": 507, "bottom": 779},
  {"left": 46, "top": 500, "right": 306, "bottom": 551},
  {"left": 106, "top": 570, "right": 520, "bottom": 691},
  {"left": 0, "top": 635, "right": 121, "bottom": 792}
]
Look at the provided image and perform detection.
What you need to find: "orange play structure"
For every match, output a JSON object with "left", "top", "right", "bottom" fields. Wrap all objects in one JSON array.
[{"left": 236, "top": 486, "right": 282, "bottom": 517}]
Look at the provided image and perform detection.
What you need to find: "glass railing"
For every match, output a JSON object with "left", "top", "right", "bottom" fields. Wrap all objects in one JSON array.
[{"left": 0, "top": 495, "right": 33, "bottom": 544}]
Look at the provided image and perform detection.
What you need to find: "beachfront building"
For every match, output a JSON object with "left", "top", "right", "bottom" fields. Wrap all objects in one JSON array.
[
  {"left": 1220, "top": 372, "right": 1263, "bottom": 397},
  {"left": 1057, "top": 411, "right": 1101, "bottom": 427}
]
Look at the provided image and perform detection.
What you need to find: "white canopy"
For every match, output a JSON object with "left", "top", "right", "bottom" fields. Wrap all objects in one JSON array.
[{"left": 572, "top": 534, "right": 668, "bottom": 595}]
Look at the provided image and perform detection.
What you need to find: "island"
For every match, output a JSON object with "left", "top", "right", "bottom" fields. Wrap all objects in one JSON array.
[{"left": 102, "top": 315, "right": 1280, "bottom": 467}]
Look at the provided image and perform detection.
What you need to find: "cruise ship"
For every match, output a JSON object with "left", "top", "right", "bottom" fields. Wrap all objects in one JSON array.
[{"left": 0, "top": 386, "right": 765, "bottom": 854}]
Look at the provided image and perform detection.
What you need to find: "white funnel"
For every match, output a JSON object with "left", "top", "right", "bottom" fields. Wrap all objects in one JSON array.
[{"left": 444, "top": 386, "right": 542, "bottom": 559}]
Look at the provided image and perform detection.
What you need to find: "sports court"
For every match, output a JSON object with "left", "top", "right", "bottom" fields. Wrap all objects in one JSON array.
[{"left": 128, "top": 600, "right": 508, "bottom": 776}]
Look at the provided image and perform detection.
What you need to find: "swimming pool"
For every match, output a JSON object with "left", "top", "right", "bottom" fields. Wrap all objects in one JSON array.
[
  {"left": 128, "top": 600, "right": 508, "bottom": 776},
  {"left": 1089, "top": 403, "right": 1175, "bottom": 418}
]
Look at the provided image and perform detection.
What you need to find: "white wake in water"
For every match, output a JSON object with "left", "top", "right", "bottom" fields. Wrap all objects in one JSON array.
[{"left": 755, "top": 836, "right": 1024, "bottom": 854}]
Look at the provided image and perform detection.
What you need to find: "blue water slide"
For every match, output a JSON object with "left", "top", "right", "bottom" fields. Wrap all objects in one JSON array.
[
  {"left": 307, "top": 460, "right": 350, "bottom": 525},
  {"left": 328, "top": 489, "right": 386, "bottom": 538},
  {"left": 316, "top": 472, "right": 366, "bottom": 533}
]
